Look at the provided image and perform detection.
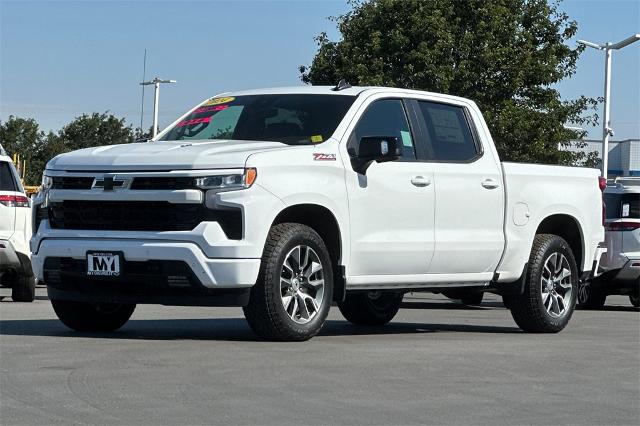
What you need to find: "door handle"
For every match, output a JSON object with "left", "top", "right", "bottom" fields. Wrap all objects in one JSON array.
[
  {"left": 411, "top": 176, "right": 431, "bottom": 187},
  {"left": 481, "top": 179, "right": 500, "bottom": 189}
]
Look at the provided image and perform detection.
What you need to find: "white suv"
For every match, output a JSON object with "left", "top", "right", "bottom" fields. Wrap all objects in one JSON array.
[
  {"left": 0, "top": 146, "right": 35, "bottom": 302},
  {"left": 582, "top": 178, "right": 640, "bottom": 308}
]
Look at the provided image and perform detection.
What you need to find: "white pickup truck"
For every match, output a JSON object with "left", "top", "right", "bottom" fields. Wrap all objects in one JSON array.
[{"left": 31, "top": 85, "right": 606, "bottom": 340}]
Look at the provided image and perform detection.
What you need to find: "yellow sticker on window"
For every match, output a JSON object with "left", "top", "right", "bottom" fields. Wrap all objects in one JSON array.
[
  {"left": 311, "top": 135, "right": 323, "bottom": 143},
  {"left": 203, "top": 96, "right": 235, "bottom": 106}
]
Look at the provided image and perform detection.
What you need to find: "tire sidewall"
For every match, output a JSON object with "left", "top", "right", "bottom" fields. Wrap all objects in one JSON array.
[
  {"left": 265, "top": 228, "right": 333, "bottom": 337},
  {"left": 530, "top": 237, "right": 579, "bottom": 330}
]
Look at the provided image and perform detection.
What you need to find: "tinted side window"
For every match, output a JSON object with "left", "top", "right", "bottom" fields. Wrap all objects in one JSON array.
[
  {"left": 353, "top": 100, "right": 416, "bottom": 161},
  {"left": 0, "top": 162, "right": 17, "bottom": 192},
  {"left": 418, "top": 101, "right": 478, "bottom": 162}
]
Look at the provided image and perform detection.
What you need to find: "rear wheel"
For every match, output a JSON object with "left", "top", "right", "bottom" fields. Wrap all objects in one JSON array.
[
  {"left": 243, "top": 223, "right": 333, "bottom": 341},
  {"left": 630, "top": 293, "right": 640, "bottom": 308},
  {"left": 51, "top": 300, "right": 135, "bottom": 332},
  {"left": 508, "top": 234, "right": 578, "bottom": 333},
  {"left": 11, "top": 273, "right": 36, "bottom": 302},
  {"left": 338, "top": 291, "right": 403, "bottom": 325},
  {"left": 578, "top": 277, "right": 607, "bottom": 310}
]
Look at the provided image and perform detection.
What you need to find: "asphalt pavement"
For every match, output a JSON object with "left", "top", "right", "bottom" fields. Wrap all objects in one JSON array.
[{"left": 1, "top": 287, "right": 638, "bottom": 425}]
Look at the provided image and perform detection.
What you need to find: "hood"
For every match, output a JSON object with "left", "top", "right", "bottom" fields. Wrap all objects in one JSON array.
[{"left": 46, "top": 140, "right": 289, "bottom": 171}]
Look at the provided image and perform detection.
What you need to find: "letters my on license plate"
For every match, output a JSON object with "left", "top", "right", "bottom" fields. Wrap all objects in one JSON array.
[{"left": 87, "top": 252, "right": 121, "bottom": 276}]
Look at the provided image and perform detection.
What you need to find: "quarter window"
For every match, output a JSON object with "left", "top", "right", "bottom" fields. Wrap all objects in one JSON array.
[
  {"left": 352, "top": 99, "right": 416, "bottom": 161},
  {"left": 417, "top": 101, "right": 479, "bottom": 162}
]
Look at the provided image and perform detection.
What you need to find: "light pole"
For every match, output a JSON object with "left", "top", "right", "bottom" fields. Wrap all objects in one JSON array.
[
  {"left": 578, "top": 33, "right": 640, "bottom": 179},
  {"left": 140, "top": 77, "right": 177, "bottom": 138}
]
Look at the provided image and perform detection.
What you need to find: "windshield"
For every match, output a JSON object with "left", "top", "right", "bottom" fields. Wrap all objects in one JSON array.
[{"left": 159, "top": 94, "right": 356, "bottom": 144}]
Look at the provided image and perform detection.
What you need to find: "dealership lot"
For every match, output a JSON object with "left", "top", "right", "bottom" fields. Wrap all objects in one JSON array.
[{"left": 1, "top": 288, "right": 638, "bottom": 426}]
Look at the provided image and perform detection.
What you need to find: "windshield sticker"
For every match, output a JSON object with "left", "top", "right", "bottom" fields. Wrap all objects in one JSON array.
[
  {"left": 310, "top": 135, "right": 323, "bottom": 143},
  {"left": 203, "top": 96, "right": 235, "bottom": 106},
  {"left": 176, "top": 116, "right": 211, "bottom": 127},
  {"left": 313, "top": 153, "right": 336, "bottom": 161},
  {"left": 194, "top": 105, "right": 229, "bottom": 114}
]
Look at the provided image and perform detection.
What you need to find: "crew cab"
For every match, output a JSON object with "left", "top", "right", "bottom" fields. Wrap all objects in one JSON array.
[
  {"left": 1, "top": 145, "right": 35, "bottom": 302},
  {"left": 31, "top": 85, "right": 605, "bottom": 340}
]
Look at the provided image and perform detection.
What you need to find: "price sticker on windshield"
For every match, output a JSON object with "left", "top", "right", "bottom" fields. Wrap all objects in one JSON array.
[{"left": 203, "top": 97, "right": 235, "bottom": 106}]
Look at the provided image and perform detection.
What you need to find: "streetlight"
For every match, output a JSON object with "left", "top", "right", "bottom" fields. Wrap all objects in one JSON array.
[
  {"left": 578, "top": 33, "right": 640, "bottom": 179},
  {"left": 140, "top": 77, "right": 177, "bottom": 138}
]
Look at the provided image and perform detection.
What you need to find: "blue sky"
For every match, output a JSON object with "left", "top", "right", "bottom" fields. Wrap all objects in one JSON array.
[{"left": 1, "top": 0, "right": 638, "bottom": 140}]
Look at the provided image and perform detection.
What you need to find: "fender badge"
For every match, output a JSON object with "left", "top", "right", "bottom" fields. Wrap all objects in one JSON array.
[{"left": 313, "top": 153, "right": 337, "bottom": 161}]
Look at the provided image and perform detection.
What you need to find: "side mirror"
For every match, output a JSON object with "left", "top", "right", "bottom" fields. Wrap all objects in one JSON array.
[{"left": 348, "top": 136, "right": 403, "bottom": 174}]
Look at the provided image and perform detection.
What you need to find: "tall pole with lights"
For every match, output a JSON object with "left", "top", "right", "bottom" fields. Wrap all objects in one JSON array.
[
  {"left": 578, "top": 34, "right": 640, "bottom": 179},
  {"left": 140, "top": 77, "right": 177, "bottom": 138}
]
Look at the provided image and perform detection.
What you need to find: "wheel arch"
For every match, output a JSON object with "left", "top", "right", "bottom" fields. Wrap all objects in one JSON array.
[
  {"left": 271, "top": 203, "right": 345, "bottom": 301},
  {"left": 535, "top": 214, "right": 584, "bottom": 272}
]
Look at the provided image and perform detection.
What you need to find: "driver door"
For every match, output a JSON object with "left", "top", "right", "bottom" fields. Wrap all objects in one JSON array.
[{"left": 344, "top": 98, "right": 435, "bottom": 278}]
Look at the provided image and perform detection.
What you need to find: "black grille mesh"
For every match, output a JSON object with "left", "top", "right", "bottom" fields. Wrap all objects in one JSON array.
[{"left": 48, "top": 200, "right": 242, "bottom": 238}]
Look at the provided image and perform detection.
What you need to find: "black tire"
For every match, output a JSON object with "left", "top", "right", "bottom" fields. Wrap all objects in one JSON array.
[
  {"left": 508, "top": 234, "right": 578, "bottom": 333},
  {"left": 11, "top": 273, "right": 36, "bottom": 302},
  {"left": 576, "top": 278, "right": 607, "bottom": 310},
  {"left": 243, "top": 223, "right": 333, "bottom": 341},
  {"left": 630, "top": 293, "right": 640, "bottom": 308},
  {"left": 51, "top": 300, "right": 135, "bottom": 332},
  {"left": 338, "top": 291, "right": 403, "bottom": 325},
  {"left": 502, "top": 295, "right": 514, "bottom": 310}
]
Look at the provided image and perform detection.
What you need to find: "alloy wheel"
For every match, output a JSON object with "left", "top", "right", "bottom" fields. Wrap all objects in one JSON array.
[
  {"left": 280, "top": 245, "right": 325, "bottom": 324},
  {"left": 541, "top": 252, "right": 573, "bottom": 318}
]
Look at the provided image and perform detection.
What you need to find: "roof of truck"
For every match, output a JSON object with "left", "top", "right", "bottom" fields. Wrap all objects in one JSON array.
[{"left": 214, "top": 85, "right": 473, "bottom": 104}]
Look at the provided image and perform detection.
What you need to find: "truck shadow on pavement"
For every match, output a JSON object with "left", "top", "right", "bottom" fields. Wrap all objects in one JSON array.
[{"left": 0, "top": 317, "right": 520, "bottom": 341}]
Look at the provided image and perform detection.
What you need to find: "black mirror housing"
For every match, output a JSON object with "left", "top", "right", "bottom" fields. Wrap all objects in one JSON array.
[{"left": 349, "top": 136, "right": 403, "bottom": 174}]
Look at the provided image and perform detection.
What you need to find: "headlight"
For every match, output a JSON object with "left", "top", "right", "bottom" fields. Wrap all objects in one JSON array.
[
  {"left": 41, "top": 174, "right": 53, "bottom": 190},
  {"left": 195, "top": 168, "right": 257, "bottom": 191}
]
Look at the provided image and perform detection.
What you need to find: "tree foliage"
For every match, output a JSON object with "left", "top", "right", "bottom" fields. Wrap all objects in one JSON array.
[
  {"left": 0, "top": 113, "right": 135, "bottom": 185},
  {"left": 300, "top": 0, "right": 598, "bottom": 166}
]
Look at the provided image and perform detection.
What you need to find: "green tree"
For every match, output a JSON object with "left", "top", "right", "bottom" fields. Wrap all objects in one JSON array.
[
  {"left": 58, "top": 112, "right": 135, "bottom": 152},
  {"left": 300, "top": 0, "right": 598, "bottom": 166},
  {"left": 0, "top": 116, "right": 48, "bottom": 184},
  {"left": 0, "top": 112, "right": 136, "bottom": 185}
]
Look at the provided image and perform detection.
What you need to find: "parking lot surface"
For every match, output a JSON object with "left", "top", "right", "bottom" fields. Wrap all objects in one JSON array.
[{"left": 1, "top": 288, "right": 638, "bottom": 425}]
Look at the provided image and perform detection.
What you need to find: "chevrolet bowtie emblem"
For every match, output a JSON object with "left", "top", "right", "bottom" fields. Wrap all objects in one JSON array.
[{"left": 93, "top": 176, "right": 127, "bottom": 191}]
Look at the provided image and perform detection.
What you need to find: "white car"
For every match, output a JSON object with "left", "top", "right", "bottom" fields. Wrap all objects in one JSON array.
[
  {"left": 0, "top": 146, "right": 35, "bottom": 302},
  {"left": 31, "top": 85, "right": 605, "bottom": 340},
  {"left": 581, "top": 178, "right": 639, "bottom": 308}
]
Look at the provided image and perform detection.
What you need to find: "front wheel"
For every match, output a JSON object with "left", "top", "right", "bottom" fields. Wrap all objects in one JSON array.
[
  {"left": 508, "top": 234, "right": 578, "bottom": 333},
  {"left": 51, "top": 300, "right": 135, "bottom": 332},
  {"left": 243, "top": 223, "right": 333, "bottom": 341},
  {"left": 338, "top": 291, "right": 404, "bottom": 325}
]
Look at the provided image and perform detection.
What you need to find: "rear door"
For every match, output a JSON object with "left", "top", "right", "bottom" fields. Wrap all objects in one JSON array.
[
  {"left": 412, "top": 99, "right": 505, "bottom": 274},
  {"left": 0, "top": 160, "right": 18, "bottom": 240}
]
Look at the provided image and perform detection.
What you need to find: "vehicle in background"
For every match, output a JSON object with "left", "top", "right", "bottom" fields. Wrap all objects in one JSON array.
[
  {"left": 0, "top": 145, "right": 35, "bottom": 302},
  {"left": 31, "top": 86, "right": 605, "bottom": 340},
  {"left": 580, "top": 178, "right": 640, "bottom": 308}
]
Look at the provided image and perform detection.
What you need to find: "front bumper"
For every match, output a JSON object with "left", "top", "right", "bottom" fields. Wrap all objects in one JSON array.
[{"left": 32, "top": 238, "right": 261, "bottom": 289}]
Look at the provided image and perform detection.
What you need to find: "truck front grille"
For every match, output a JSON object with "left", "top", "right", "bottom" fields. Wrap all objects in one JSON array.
[
  {"left": 48, "top": 200, "right": 242, "bottom": 238},
  {"left": 51, "top": 176, "right": 199, "bottom": 190}
]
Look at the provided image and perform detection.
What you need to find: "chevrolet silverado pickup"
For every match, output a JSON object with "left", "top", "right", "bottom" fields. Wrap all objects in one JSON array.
[{"left": 31, "top": 85, "right": 606, "bottom": 340}]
